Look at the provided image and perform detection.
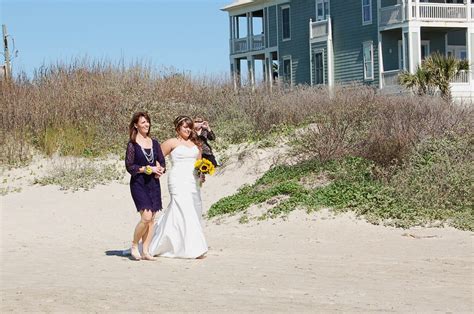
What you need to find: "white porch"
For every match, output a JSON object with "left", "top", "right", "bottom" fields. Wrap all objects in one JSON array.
[
  {"left": 379, "top": 0, "right": 473, "bottom": 29},
  {"left": 379, "top": 22, "right": 474, "bottom": 103},
  {"left": 382, "top": 69, "right": 473, "bottom": 102}
]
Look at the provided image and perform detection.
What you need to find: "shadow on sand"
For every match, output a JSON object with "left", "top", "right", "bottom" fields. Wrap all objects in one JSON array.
[{"left": 105, "top": 250, "right": 135, "bottom": 260}]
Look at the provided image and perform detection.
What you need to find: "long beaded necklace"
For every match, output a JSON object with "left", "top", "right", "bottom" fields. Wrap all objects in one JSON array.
[{"left": 141, "top": 143, "right": 154, "bottom": 164}]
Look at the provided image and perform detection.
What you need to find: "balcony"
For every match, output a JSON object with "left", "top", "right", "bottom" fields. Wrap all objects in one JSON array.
[
  {"left": 380, "top": 2, "right": 472, "bottom": 28},
  {"left": 230, "top": 34, "right": 265, "bottom": 54},
  {"left": 310, "top": 19, "right": 329, "bottom": 41}
]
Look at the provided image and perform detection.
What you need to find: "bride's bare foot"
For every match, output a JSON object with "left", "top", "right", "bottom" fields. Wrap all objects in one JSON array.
[
  {"left": 142, "top": 253, "right": 156, "bottom": 261},
  {"left": 196, "top": 254, "right": 207, "bottom": 259},
  {"left": 131, "top": 244, "right": 141, "bottom": 261}
]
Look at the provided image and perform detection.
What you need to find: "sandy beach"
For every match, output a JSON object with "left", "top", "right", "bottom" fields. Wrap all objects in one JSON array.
[{"left": 1, "top": 145, "right": 473, "bottom": 312}]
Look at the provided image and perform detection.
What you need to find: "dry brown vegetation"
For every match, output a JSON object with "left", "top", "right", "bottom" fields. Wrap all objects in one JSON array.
[
  {"left": 1, "top": 60, "right": 328, "bottom": 164},
  {"left": 1, "top": 59, "right": 472, "bottom": 170}
]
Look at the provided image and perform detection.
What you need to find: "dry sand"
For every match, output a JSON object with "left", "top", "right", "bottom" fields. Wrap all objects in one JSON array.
[{"left": 1, "top": 144, "right": 473, "bottom": 312}]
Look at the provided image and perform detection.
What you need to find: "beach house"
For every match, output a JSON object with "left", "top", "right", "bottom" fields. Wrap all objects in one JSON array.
[{"left": 221, "top": 0, "right": 473, "bottom": 101}]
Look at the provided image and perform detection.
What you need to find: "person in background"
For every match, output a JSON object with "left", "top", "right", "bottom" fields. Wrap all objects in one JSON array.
[{"left": 193, "top": 116, "right": 218, "bottom": 167}]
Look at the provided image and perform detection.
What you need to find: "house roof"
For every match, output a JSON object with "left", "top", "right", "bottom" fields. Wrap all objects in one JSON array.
[{"left": 220, "top": 0, "right": 266, "bottom": 12}]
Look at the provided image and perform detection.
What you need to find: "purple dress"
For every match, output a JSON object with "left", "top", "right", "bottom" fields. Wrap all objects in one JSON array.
[{"left": 125, "top": 139, "right": 165, "bottom": 212}]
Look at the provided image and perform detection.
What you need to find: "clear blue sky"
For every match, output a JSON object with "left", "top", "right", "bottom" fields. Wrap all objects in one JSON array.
[{"left": 0, "top": 0, "right": 231, "bottom": 77}]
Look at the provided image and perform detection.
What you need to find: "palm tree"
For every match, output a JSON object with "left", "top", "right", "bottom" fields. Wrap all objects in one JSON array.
[
  {"left": 424, "top": 53, "right": 469, "bottom": 101},
  {"left": 398, "top": 52, "right": 469, "bottom": 102},
  {"left": 398, "top": 65, "right": 436, "bottom": 96}
]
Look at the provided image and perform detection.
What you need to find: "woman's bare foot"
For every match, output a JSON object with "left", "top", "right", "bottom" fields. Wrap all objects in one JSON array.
[
  {"left": 196, "top": 254, "right": 207, "bottom": 259},
  {"left": 131, "top": 244, "right": 141, "bottom": 261},
  {"left": 142, "top": 253, "right": 156, "bottom": 261}
]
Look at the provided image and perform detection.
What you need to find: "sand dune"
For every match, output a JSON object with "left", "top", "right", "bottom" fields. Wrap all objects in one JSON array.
[{"left": 1, "top": 144, "right": 473, "bottom": 312}]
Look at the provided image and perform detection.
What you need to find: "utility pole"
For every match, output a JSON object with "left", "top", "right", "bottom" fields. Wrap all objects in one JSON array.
[{"left": 2, "top": 24, "right": 11, "bottom": 79}]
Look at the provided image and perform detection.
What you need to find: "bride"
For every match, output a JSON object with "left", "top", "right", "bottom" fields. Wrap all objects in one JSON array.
[{"left": 148, "top": 115, "right": 208, "bottom": 259}]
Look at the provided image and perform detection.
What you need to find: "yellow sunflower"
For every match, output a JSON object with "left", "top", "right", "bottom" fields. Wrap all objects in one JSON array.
[{"left": 194, "top": 158, "right": 215, "bottom": 175}]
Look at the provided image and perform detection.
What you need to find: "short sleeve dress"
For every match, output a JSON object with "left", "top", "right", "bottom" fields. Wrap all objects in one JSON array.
[{"left": 125, "top": 139, "right": 166, "bottom": 212}]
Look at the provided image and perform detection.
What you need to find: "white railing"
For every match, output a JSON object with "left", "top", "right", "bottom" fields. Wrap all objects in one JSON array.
[
  {"left": 380, "top": 3, "right": 469, "bottom": 26},
  {"left": 382, "top": 70, "right": 402, "bottom": 87},
  {"left": 233, "top": 38, "right": 248, "bottom": 54},
  {"left": 380, "top": 4, "right": 403, "bottom": 27},
  {"left": 310, "top": 19, "right": 329, "bottom": 39},
  {"left": 415, "top": 3, "right": 466, "bottom": 20},
  {"left": 231, "top": 35, "right": 265, "bottom": 54},
  {"left": 382, "top": 69, "right": 470, "bottom": 86},
  {"left": 451, "top": 70, "right": 470, "bottom": 84},
  {"left": 251, "top": 34, "right": 264, "bottom": 51}
]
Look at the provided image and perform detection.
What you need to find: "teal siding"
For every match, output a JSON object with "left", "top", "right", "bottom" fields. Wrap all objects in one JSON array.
[
  {"left": 381, "top": 0, "right": 398, "bottom": 6},
  {"left": 422, "top": 31, "right": 447, "bottom": 55},
  {"left": 268, "top": 5, "right": 277, "bottom": 48},
  {"left": 331, "top": 0, "right": 380, "bottom": 86},
  {"left": 382, "top": 30, "right": 402, "bottom": 71},
  {"left": 311, "top": 42, "right": 328, "bottom": 85},
  {"left": 448, "top": 30, "right": 466, "bottom": 46},
  {"left": 277, "top": 0, "right": 315, "bottom": 85}
]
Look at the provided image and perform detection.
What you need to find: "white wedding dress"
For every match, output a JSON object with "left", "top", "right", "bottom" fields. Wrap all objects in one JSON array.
[{"left": 148, "top": 145, "right": 208, "bottom": 258}]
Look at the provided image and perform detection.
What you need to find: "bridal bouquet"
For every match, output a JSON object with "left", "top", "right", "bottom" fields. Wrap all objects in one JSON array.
[{"left": 194, "top": 158, "right": 215, "bottom": 185}]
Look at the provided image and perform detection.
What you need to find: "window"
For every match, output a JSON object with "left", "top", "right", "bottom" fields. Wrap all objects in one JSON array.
[
  {"left": 282, "top": 57, "right": 292, "bottom": 84},
  {"left": 447, "top": 46, "right": 467, "bottom": 60},
  {"left": 316, "top": 0, "right": 330, "bottom": 21},
  {"left": 281, "top": 6, "right": 290, "bottom": 40},
  {"left": 362, "top": 0, "right": 372, "bottom": 25},
  {"left": 314, "top": 51, "right": 324, "bottom": 85},
  {"left": 363, "top": 41, "right": 374, "bottom": 80},
  {"left": 421, "top": 40, "right": 430, "bottom": 61}
]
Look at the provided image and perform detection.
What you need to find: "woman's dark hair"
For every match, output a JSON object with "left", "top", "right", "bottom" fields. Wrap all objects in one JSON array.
[
  {"left": 129, "top": 112, "right": 151, "bottom": 143},
  {"left": 174, "top": 115, "right": 201, "bottom": 147}
]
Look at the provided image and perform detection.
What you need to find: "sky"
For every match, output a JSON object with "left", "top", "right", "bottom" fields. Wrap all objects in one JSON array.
[{"left": 0, "top": 0, "right": 232, "bottom": 77}]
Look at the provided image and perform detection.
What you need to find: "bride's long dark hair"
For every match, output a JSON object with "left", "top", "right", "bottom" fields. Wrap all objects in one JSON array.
[{"left": 174, "top": 115, "right": 201, "bottom": 147}]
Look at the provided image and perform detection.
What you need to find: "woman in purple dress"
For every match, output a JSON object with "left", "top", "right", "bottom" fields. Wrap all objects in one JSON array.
[{"left": 125, "top": 112, "right": 165, "bottom": 261}]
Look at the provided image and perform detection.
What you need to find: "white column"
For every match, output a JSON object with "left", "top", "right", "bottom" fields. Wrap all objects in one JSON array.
[
  {"left": 377, "top": 0, "right": 384, "bottom": 89},
  {"left": 309, "top": 19, "right": 313, "bottom": 86},
  {"left": 378, "top": 32, "right": 384, "bottom": 89},
  {"left": 231, "top": 58, "right": 241, "bottom": 90},
  {"left": 414, "top": 0, "right": 420, "bottom": 19},
  {"left": 468, "top": 26, "right": 474, "bottom": 84},
  {"left": 235, "top": 16, "right": 239, "bottom": 39},
  {"left": 263, "top": 8, "right": 267, "bottom": 48},
  {"left": 229, "top": 16, "right": 233, "bottom": 55},
  {"left": 405, "top": 25, "right": 421, "bottom": 73},
  {"left": 327, "top": 16, "right": 334, "bottom": 89},
  {"left": 406, "top": 0, "right": 412, "bottom": 21},
  {"left": 247, "top": 12, "right": 253, "bottom": 51},
  {"left": 402, "top": 28, "right": 409, "bottom": 71},
  {"left": 266, "top": 53, "right": 273, "bottom": 90},
  {"left": 246, "top": 13, "right": 251, "bottom": 50},
  {"left": 401, "top": 0, "right": 406, "bottom": 21},
  {"left": 467, "top": 0, "right": 471, "bottom": 22},
  {"left": 247, "top": 56, "right": 255, "bottom": 88}
]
